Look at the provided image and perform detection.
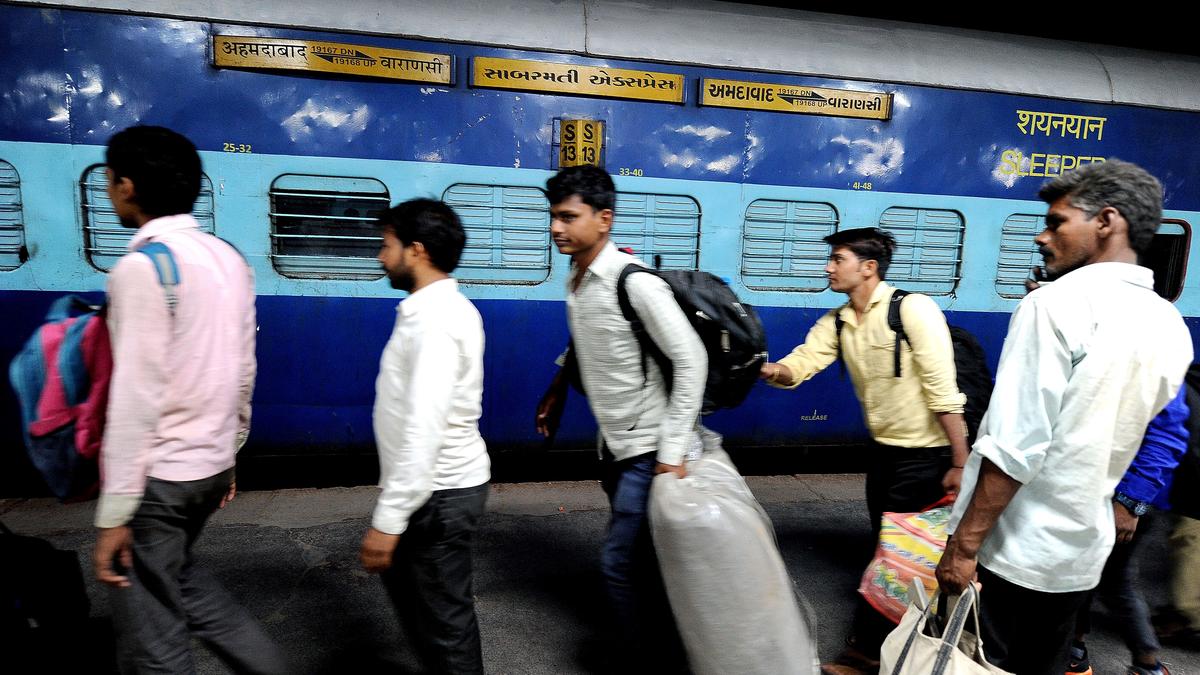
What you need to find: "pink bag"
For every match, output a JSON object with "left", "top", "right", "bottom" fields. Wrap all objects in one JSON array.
[{"left": 857, "top": 498, "right": 953, "bottom": 623}]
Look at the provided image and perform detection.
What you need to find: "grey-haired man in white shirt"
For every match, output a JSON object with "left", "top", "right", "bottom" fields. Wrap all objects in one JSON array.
[
  {"left": 361, "top": 199, "right": 491, "bottom": 675},
  {"left": 936, "top": 160, "right": 1193, "bottom": 675}
]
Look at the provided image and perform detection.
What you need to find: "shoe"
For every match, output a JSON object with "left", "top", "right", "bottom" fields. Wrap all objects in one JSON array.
[
  {"left": 1126, "top": 663, "right": 1169, "bottom": 675},
  {"left": 820, "top": 646, "right": 880, "bottom": 675},
  {"left": 1065, "top": 642, "right": 1092, "bottom": 675}
]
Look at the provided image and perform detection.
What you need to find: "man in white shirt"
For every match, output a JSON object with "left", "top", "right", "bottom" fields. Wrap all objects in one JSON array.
[
  {"left": 936, "top": 160, "right": 1193, "bottom": 675},
  {"left": 360, "top": 199, "right": 491, "bottom": 675},
  {"left": 535, "top": 166, "right": 705, "bottom": 672}
]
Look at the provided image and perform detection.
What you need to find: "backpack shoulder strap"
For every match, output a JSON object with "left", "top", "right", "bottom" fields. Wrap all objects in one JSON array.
[
  {"left": 615, "top": 263, "right": 671, "bottom": 387},
  {"left": 886, "top": 289, "right": 911, "bottom": 378},
  {"left": 136, "top": 242, "right": 180, "bottom": 316},
  {"left": 834, "top": 307, "right": 847, "bottom": 377},
  {"left": 615, "top": 263, "right": 654, "bottom": 325}
]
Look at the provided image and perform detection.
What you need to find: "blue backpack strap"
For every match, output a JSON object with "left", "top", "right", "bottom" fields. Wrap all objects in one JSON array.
[{"left": 136, "top": 242, "right": 180, "bottom": 316}]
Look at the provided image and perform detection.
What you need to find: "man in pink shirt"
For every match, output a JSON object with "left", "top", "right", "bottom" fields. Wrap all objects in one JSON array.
[{"left": 92, "top": 126, "right": 285, "bottom": 674}]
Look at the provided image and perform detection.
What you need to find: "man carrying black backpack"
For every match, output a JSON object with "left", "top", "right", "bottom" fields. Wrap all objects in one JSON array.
[
  {"left": 534, "top": 166, "right": 705, "bottom": 673},
  {"left": 759, "top": 227, "right": 971, "bottom": 675}
]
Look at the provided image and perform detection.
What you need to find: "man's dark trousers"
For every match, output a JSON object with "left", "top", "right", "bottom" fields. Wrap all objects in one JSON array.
[
  {"left": 381, "top": 483, "right": 489, "bottom": 675},
  {"left": 852, "top": 443, "right": 951, "bottom": 656},
  {"left": 110, "top": 467, "right": 287, "bottom": 674},
  {"left": 977, "top": 565, "right": 1089, "bottom": 675}
]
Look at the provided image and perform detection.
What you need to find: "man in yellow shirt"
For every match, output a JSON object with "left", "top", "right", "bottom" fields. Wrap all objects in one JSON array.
[{"left": 760, "top": 227, "right": 969, "bottom": 675}]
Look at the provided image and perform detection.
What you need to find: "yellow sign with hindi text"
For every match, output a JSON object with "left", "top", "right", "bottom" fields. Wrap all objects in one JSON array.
[
  {"left": 472, "top": 57, "right": 684, "bottom": 104},
  {"left": 700, "top": 78, "right": 892, "bottom": 120},
  {"left": 213, "top": 36, "right": 452, "bottom": 84}
]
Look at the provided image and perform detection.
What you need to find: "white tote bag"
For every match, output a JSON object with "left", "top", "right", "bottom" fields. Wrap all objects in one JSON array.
[{"left": 880, "top": 581, "right": 1013, "bottom": 675}]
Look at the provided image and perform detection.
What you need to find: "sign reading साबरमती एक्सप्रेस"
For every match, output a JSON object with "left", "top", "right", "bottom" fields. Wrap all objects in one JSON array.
[
  {"left": 471, "top": 57, "right": 685, "bottom": 104},
  {"left": 700, "top": 78, "right": 892, "bottom": 120},
  {"left": 213, "top": 35, "right": 452, "bottom": 84}
]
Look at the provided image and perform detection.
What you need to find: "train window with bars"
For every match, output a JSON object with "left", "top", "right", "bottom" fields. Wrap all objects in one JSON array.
[
  {"left": 269, "top": 174, "right": 389, "bottom": 280},
  {"left": 878, "top": 207, "right": 964, "bottom": 295},
  {"left": 442, "top": 184, "right": 551, "bottom": 284},
  {"left": 612, "top": 192, "right": 700, "bottom": 270},
  {"left": 995, "top": 213, "right": 1044, "bottom": 298},
  {"left": 81, "top": 164, "right": 216, "bottom": 272},
  {"left": 0, "top": 160, "right": 26, "bottom": 271},
  {"left": 740, "top": 199, "right": 838, "bottom": 291},
  {"left": 1144, "top": 220, "right": 1190, "bottom": 302}
]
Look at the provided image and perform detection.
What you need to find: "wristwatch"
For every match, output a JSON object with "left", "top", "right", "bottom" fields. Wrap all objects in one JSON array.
[{"left": 1114, "top": 492, "right": 1150, "bottom": 517}]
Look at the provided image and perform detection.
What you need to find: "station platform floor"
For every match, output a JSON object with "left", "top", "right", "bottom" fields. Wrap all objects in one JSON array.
[{"left": 3, "top": 473, "right": 1197, "bottom": 673}]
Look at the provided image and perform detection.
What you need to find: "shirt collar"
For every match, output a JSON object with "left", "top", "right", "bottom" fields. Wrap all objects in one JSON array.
[
  {"left": 838, "top": 281, "right": 893, "bottom": 324},
  {"left": 399, "top": 277, "right": 458, "bottom": 318},
  {"left": 867, "top": 280, "right": 893, "bottom": 307},
  {"left": 573, "top": 241, "right": 629, "bottom": 285},
  {"left": 1055, "top": 261, "right": 1154, "bottom": 290},
  {"left": 128, "top": 213, "right": 200, "bottom": 251},
  {"left": 591, "top": 241, "right": 629, "bottom": 280}
]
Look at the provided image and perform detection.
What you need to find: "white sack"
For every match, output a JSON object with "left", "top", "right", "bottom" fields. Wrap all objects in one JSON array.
[{"left": 649, "top": 431, "right": 818, "bottom": 675}]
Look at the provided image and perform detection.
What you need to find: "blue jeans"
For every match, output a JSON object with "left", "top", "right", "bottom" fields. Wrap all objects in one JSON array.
[{"left": 600, "top": 452, "right": 686, "bottom": 672}]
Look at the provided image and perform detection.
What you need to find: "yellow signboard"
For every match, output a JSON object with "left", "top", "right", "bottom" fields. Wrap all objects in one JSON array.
[
  {"left": 559, "top": 120, "right": 604, "bottom": 167},
  {"left": 700, "top": 78, "right": 892, "bottom": 120},
  {"left": 473, "top": 57, "right": 684, "bottom": 104},
  {"left": 213, "top": 36, "right": 452, "bottom": 84}
]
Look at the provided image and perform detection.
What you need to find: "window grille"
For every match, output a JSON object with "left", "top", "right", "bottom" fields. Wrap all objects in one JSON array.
[
  {"left": 877, "top": 207, "right": 964, "bottom": 295},
  {"left": 0, "top": 160, "right": 25, "bottom": 271},
  {"left": 81, "top": 164, "right": 215, "bottom": 271},
  {"left": 741, "top": 199, "right": 838, "bottom": 290},
  {"left": 995, "top": 213, "right": 1044, "bottom": 298},
  {"left": 269, "top": 174, "right": 389, "bottom": 279},
  {"left": 443, "top": 184, "right": 551, "bottom": 284},
  {"left": 612, "top": 192, "right": 700, "bottom": 270}
]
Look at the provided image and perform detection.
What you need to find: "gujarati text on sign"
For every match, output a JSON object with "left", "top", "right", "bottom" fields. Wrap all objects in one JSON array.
[{"left": 472, "top": 57, "right": 684, "bottom": 104}]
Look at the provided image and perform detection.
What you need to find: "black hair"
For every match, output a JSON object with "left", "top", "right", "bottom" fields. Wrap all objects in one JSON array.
[
  {"left": 1038, "top": 159, "right": 1163, "bottom": 255},
  {"left": 105, "top": 126, "right": 202, "bottom": 218},
  {"left": 823, "top": 227, "right": 898, "bottom": 279},
  {"left": 377, "top": 199, "right": 466, "bottom": 273},
  {"left": 545, "top": 165, "right": 616, "bottom": 212}
]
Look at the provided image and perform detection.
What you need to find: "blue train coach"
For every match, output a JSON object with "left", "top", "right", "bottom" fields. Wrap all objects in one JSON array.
[{"left": 3, "top": 0, "right": 1199, "bottom": 492}]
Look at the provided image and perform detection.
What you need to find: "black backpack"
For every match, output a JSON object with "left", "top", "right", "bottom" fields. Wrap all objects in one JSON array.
[
  {"left": 835, "top": 289, "right": 994, "bottom": 444},
  {"left": 605, "top": 264, "right": 768, "bottom": 415}
]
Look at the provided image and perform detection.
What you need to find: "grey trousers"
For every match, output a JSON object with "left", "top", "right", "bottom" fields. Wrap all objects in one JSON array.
[{"left": 109, "top": 468, "right": 288, "bottom": 675}]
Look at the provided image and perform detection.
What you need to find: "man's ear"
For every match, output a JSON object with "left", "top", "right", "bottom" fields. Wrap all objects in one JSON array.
[
  {"left": 597, "top": 208, "right": 613, "bottom": 236},
  {"left": 109, "top": 172, "right": 136, "bottom": 203},
  {"left": 862, "top": 258, "right": 879, "bottom": 278},
  {"left": 1094, "top": 205, "right": 1124, "bottom": 242},
  {"left": 409, "top": 240, "right": 429, "bottom": 262}
]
